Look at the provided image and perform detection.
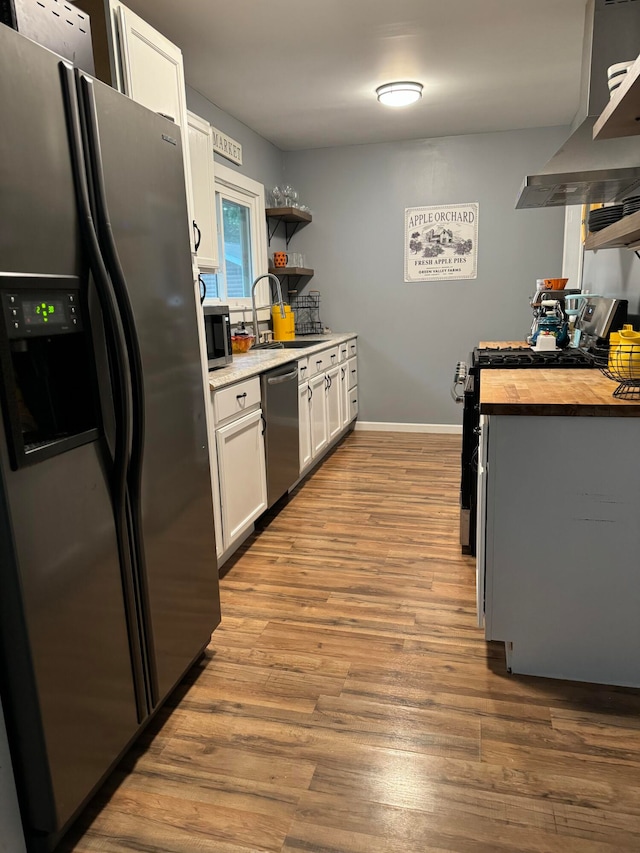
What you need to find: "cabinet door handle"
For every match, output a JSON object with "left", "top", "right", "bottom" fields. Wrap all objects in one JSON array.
[
  {"left": 193, "top": 220, "right": 201, "bottom": 251},
  {"left": 301, "top": 365, "right": 307, "bottom": 375},
  {"left": 341, "top": 367, "right": 346, "bottom": 378},
  {"left": 261, "top": 414, "right": 266, "bottom": 435},
  {"left": 236, "top": 392, "right": 247, "bottom": 400},
  {"left": 308, "top": 386, "right": 312, "bottom": 401},
  {"left": 331, "top": 353, "right": 336, "bottom": 362},
  {"left": 325, "top": 375, "right": 332, "bottom": 390},
  {"left": 351, "top": 369, "right": 356, "bottom": 374},
  {"left": 316, "top": 359, "right": 323, "bottom": 368}
]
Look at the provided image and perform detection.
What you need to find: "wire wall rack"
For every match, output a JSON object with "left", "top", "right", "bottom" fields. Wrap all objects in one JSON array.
[{"left": 291, "top": 291, "right": 322, "bottom": 336}]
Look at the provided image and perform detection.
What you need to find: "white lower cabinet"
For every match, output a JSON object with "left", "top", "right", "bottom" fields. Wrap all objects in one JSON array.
[
  {"left": 215, "top": 341, "right": 357, "bottom": 564},
  {"left": 215, "top": 408, "right": 267, "bottom": 550},
  {"left": 341, "top": 355, "right": 358, "bottom": 429},
  {"left": 326, "top": 364, "right": 342, "bottom": 441},
  {"left": 298, "top": 382, "right": 312, "bottom": 471},
  {"left": 309, "top": 371, "right": 329, "bottom": 458}
]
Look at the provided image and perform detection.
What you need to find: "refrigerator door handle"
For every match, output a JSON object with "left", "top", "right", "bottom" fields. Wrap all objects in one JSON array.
[
  {"left": 78, "top": 70, "right": 159, "bottom": 708},
  {"left": 59, "top": 61, "right": 148, "bottom": 720}
]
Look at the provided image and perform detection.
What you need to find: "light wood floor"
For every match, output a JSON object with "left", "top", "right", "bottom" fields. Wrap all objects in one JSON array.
[{"left": 62, "top": 431, "right": 640, "bottom": 853}]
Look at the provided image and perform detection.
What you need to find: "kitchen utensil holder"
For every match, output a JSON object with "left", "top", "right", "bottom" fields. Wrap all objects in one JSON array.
[
  {"left": 589, "top": 344, "right": 640, "bottom": 398},
  {"left": 291, "top": 291, "right": 322, "bottom": 336}
]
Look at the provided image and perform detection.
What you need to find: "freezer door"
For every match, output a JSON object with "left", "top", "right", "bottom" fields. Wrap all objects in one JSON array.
[
  {"left": 86, "top": 78, "right": 221, "bottom": 703},
  {"left": 0, "top": 26, "right": 140, "bottom": 836}
]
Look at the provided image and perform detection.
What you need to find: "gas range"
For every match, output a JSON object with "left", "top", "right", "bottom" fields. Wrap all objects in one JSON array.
[
  {"left": 473, "top": 346, "right": 592, "bottom": 369},
  {"left": 457, "top": 344, "right": 593, "bottom": 556}
]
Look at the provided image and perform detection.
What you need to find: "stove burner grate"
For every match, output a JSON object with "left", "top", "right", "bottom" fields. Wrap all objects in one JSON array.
[{"left": 474, "top": 347, "right": 592, "bottom": 368}]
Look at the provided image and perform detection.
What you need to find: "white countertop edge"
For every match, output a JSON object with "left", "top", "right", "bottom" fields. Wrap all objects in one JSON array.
[{"left": 208, "top": 333, "right": 357, "bottom": 390}]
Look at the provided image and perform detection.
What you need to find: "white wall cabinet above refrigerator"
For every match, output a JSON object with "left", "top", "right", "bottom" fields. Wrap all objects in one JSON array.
[{"left": 76, "top": 0, "right": 197, "bottom": 253}]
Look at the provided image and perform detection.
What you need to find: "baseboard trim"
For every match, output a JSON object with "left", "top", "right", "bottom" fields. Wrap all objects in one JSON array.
[{"left": 355, "top": 421, "right": 462, "bottom": 435}]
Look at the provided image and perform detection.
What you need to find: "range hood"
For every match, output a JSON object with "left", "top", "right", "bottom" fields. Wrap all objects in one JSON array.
[{"left": 517, "top": 0, "right": 640, "bottom": 210}]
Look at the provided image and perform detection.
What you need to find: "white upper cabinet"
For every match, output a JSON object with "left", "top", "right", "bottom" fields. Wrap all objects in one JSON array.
[
  {"left": 187, "top": 111, "right": 219, "bottom": 271},
  {"left": 114, "top": 3, "right": 196, "bottom": 251}
]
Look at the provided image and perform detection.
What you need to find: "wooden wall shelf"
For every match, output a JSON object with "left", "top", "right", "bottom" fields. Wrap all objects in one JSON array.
[
  {"left": 584, "top": 210, "right": 640, "bottom": 250},
  {"left": 266, "top": 207, "right": 312, "bottom": 247},
  {"left": 593, "top": 56, "right": 640, "bottom": 140},
  {"left": 269, "top": 267, "right": 314, "bottom": 277},
  {"left": 266, "top": 207, "right": 312, "bottom": 223}
]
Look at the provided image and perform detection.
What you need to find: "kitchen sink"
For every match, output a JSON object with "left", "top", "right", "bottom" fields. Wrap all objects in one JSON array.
[{"left": 279, "top": 339, "right": 330, "bottom": 349}]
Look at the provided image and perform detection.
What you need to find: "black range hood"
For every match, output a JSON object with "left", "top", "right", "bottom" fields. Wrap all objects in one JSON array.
[{"left": 517, "top": 0, "right": 640, "bottom": 210}]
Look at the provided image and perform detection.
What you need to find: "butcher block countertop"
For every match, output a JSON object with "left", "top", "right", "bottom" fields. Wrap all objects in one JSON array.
[
  {"left": 478, "top": 340, "right": 528, "bottom": 348},
  {"left": 480, "top": 369, "right": 640, "bottom": 416}
]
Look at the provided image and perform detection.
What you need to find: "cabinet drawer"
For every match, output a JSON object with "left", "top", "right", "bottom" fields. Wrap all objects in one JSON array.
[
  {"left": 297, "top": 357, "right": 309, "bottom": 383},
  {"left": 347, "top": 357, "right": 358, "bottom": 390},
  {"left": 349, "top": 386, "right": 358, "bottom": 421},
  {"left": 214, "top": 377, "right": 261, "bottom": 424},
  {"left": 338, "top": 341, "right": 349, "bottom": 362},
  {"left": 347, "top": 338, "right": 357, "bottom": 358},
  {"left": 309, "top": 346, "right": 339, "bottom": 377}
]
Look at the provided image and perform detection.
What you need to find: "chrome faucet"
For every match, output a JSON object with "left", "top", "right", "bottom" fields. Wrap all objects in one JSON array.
[{"left": 251, "top": 273, "right": 286, "bottom": 344}]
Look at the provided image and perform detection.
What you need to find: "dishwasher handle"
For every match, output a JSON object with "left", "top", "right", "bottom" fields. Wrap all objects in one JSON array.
[{"left": 266, "top": 368, "right": 299, "bottom": 384}]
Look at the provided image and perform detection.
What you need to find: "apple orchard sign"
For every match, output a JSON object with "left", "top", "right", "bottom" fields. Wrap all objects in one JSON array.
[{"left": 404, "top": 203, "right": 478, "bottom": 282}]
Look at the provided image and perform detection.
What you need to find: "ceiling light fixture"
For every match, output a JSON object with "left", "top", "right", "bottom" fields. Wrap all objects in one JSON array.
[{"left": 376, "top": 81, "right": 423, "bottom": 107}]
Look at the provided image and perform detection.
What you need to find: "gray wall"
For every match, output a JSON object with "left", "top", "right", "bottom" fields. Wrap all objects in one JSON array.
[
  {"left": 186, "top": 86, "right": 284, "bottom": 192},
  {"left": 582, "top": 246, "right": 640, "bottom": 313},
  {"left": 284, "top": 126, "right": 568, "bottom": 425}
]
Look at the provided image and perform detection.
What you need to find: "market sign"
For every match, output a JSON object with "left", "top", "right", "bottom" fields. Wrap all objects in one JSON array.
[
  {"left": 404, "top": 203, "right": 478, "bottom": 282},
  {"left": 211, "top": 126, "right": 243, "bottom": 166}
]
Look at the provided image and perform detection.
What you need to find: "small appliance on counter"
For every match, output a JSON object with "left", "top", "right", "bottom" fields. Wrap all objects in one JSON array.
[
  {"left": 576, "top": 295, "right": 628, "bottom": 349},
  {"left": 529, "top": 299, "right": 569, "bottom": 349},
  {"left": 528, "top": 284, "right": 580, "bottom": 347},
  {"left": 204, "top": 304, "right": 233, "bottom": 369}
]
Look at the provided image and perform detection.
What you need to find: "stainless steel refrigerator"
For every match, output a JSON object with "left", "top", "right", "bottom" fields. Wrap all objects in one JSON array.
[{"left": 0, "top": 23, "right": 221, "bottom": 851}]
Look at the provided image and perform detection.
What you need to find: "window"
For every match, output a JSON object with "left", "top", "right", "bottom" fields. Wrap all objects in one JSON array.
[{"left": 201, "top": 163, "right": 268, "bottom": 310}]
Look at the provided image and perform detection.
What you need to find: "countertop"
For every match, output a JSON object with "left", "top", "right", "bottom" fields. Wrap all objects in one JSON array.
[
  {"left": 480, "top": 369, "right": 640, "bottom": 416},
  {"left": 478, "top": 340, "right": 528, "bottom": 348},
  {"left": 208, "top": 333, "right": 357, "bottom": 390}
]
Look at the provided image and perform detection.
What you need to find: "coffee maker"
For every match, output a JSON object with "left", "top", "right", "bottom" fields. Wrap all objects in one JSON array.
[{"left": 528, "top": 286, "right": 579, "bottom": 348}]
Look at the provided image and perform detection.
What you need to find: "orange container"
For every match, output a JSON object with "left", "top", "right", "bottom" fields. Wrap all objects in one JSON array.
[{"left": 543, "top": 278, "right": 569, "bottom": 290}]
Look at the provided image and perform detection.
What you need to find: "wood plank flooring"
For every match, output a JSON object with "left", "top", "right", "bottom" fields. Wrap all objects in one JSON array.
[{"left": 61, "top": 432, "right": 640, "bottom": 853}]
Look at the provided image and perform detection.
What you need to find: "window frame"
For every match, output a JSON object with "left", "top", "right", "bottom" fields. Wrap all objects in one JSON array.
[{"left": 204, "top": 162, "right": 269, "bottom": 312}]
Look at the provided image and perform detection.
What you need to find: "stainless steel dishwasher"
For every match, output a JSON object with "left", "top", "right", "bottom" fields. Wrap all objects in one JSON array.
[{"left": 261, "top": 363, "right": 300, "bottom": 508}]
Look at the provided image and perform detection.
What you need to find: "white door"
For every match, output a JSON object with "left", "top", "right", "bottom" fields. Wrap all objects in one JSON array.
[
  {"left": 187, "top": 111, "right": 218, "bottom": 270},
  {"left": 326, "top": 364, "right": 341, "bottom": 441},
  {"left": 309, "top": 372, "right": 328, "bottom": 459},
  {"left": 476, "top": 415, "right": 489, "bottom": 628},
  {"left": 216, "top": 409, "right": 267, "bottom": 549},
  {"left": 298, "top": 382, "right": 312, "bottom": 472},
  {"left": 117, "top": 4, "right": 196, "bottom": 251}
]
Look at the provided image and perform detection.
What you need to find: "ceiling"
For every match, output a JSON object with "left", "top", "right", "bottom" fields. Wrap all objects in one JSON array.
[{"left": 123, "top": 0, "right": 589, "bottom": 151}]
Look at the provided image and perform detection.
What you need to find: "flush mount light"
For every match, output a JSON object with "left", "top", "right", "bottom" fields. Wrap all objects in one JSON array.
[{"left": 376, "top": 81, "right": 423, "bottom": 107}]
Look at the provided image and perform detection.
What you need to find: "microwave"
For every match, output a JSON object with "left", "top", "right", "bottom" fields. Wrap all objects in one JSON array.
[{"left": 203, "top": 305, "right": 232, "bottom": 370}]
